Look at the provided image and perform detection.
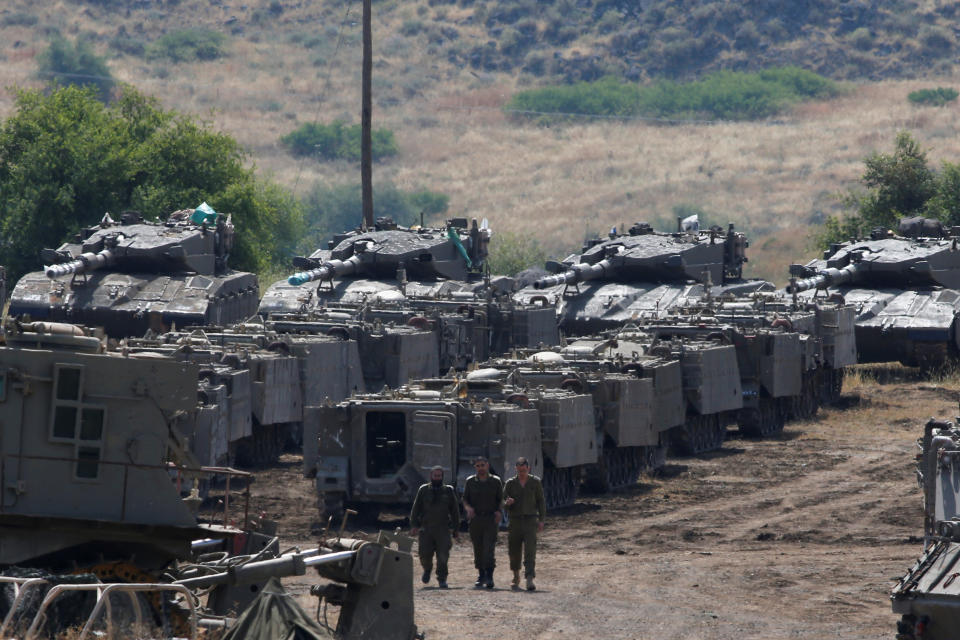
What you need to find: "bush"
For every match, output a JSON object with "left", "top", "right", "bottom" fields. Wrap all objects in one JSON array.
[
  {"left": 280, "top": 121, "right": 399, "bottom": 162},
  {"left": 37, "top": 36, "right": 115, "bottom": 103},
  {"left": 146, "top": 29, "right": 227, "bottom": 63},
  {"left": 848, "top": 27, "right": 873, "bottom": 51},
  {"left": 1, "top": 12, "right": 38, "bottom": 27},
  {"left": 908, "top": 87, "right": 959, "bottom": 107},
  {"left": 506, "top": 67, "right": 840, "bottom": 123},
  {"left": 485, "top": 230, "right": 547, "bottom": 276},
  {"left": 302, "top": 182, "right": 449, "bottom": 244},
  {"left": 0, "top": 85, "right": 303, "bottom": 280}
]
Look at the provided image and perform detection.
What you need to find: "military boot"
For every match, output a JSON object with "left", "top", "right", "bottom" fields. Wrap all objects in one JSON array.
[
  {"left": 526, "top": 576, "right": 536, "bottom": 591},
  {"left": 421, "top": 568, "right": 431, "bottom": 584},
  {"left": 474, "top": 570, "right": 485, "bottom": 589},
  {"left": 511, "top": 570, "right": 521, "bottom": 591},
  {"left": 484, "top": 569, "right": 494, "bottom": 589}
]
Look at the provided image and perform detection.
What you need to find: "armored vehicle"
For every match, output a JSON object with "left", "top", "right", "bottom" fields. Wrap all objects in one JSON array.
[
  {"left": 515, "top": 220, "right": 765, "bottom": 335},
  {"left": 124, "top": 323, "right": 368, "bottom": 467},
  {"left": 261, "top": 217, "right": 559, "bottom": 376},
  {"left": 0, "top": 320, "right": 420, "bottom": 639},
  {"left": 304, "top": 381, "right": 594, "bottom": 519},
  {"left": 788, "top": 221, "right": 960, "bottom": 368},
  {"left": 892, "top": 417, "right": 960, "bottom": 639},
  {"left": 9, "top": 209, "right": 259, "bottom": 338},
  {"left": 0, "top": 319, "right": 237, "bottom": 570}
]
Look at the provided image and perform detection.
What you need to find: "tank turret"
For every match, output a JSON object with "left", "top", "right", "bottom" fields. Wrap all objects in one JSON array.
[
  {"left": 516, "top": 221, "right": 762, "bottom": 335},
  {"left": 534, "top": 222, "right": 747, "bottom": 291},
  {"left": 284, "top": 216, "right": 490, "bottom": 288},
  {"left": 786, "top": 229, "right": 960, "bottom": 368},
  {"left": 9, "top": 207, "right": 260, "bottom": 338}
]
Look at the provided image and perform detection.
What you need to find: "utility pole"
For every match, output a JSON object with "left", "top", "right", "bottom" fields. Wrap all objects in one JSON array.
[{"left": 361, "top": 0, "right": 374, "bottom": 230}]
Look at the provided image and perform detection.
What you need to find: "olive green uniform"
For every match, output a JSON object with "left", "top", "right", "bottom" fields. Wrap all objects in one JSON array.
[
  {"left": 503, "top": 474, "right": 545, "bottom": 579},
  {"left": 462, "top": 474, "right": 503, "bottom": 572},
  {"left": 409, "top": 483, "right": 460, "bottom": 581}
]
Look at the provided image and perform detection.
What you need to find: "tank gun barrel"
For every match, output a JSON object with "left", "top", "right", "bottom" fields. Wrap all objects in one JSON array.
[
  {"left": 787, "top": 263, "right": 859, "bottom": 293},
  {"left": 44, "top": 248, "right": 116, "bottom": 279},
  {"left": 175, "top": 548, "right": 355, "bottom": 589},
  {"left": 534, "top": 259, "right": 612, "bottom": 289},
  {"left": 288, "top": 255, "right": 363, "bottom": 286}
]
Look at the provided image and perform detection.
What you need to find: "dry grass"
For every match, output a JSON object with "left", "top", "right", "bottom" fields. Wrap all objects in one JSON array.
[{"left": 2, "top": 0, "right": 960, "bottom": 282}]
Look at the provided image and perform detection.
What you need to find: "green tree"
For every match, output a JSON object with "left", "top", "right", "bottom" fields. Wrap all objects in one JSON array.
[
  {"left": 485, "top": 230, "right": 547, "bottom": 276},
  {"left": 0, "top": 85, "right": 303, "bottom": 280},
  {"left": 37, "top": 35, "right": 115, "bottom": 102}
]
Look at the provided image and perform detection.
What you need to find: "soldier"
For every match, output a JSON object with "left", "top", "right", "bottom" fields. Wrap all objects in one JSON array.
[
  {"left": 409, "top": 466, "right": 460, "bottom": 589},
  {"left": 503, "top": 456, "right": 545, "bottom": 591},
  {"left": 462, "top": 456, "right": 503, "bottom": 589}
]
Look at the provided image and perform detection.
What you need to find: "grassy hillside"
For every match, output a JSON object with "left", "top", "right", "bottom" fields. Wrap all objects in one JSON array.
[{"left": 1, "top": 0, "right": 960, "bottom": 282}]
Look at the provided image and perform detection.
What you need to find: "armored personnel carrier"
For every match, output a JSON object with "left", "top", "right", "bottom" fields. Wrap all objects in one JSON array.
[
  {"left": 892, "top": 417, "right": 960, "bottom": 639},
  {"left": 0, "top": 320, "right": 420, "bottom": 640},
  {"left": 260, "top": 217, "right": 559, "bottom": 376},
  {"left": 9, "top": 208, "right": 259, "bottom": 338},
  {"left": 304, "top": 379, "right": 595, "bottom": 519},
  {"left": 515, "top": 220, "right": 766, "bottom": 335},
  {"left": 788, "top": 220, "right": 960, "bottom": 368}
]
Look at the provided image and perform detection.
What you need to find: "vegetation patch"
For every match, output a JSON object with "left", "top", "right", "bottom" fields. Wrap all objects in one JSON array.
[
  {"left": 506, "top": 67, "right": 840, "bottom": 123},
  {"left": 907, "top": 87, "right": 959, "bottom": 107},
  {"left": 302, "top": 182, "right": 449, "bottom": 247},
  {"left": 146, "top": 29, "right": 227, "bottom": 63},
  {"left": 37, "top": 36, "right": 114, "bottom": 102},
  {"left": 280, "top": 121, "right": 399, "bottom": 162}
]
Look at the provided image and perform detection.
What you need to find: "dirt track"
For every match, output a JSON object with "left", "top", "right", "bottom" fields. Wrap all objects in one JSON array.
[{"left": 248, "top": 374, "right": 958, "bottom": 639}]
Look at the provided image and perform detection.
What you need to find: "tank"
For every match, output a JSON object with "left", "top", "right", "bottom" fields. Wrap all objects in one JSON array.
[
  {"left": 892, "top": 417, "right": 960, "bottom": 639},
  {"left": 260, "top": 216, "right": 559, "bottom": 377},
  {"left": 514, "top": 220, "right": 767, "bottom": 335},
  {"left": 788, "top": 221, "right": 960, "bottom": 368},
  {"left": 9, "top": 208, "right": 260, "bottom": 338}
]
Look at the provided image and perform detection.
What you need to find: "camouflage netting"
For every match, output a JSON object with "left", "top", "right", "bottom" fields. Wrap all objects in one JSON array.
[
  {"left": 222, "top": 577, "right": 333, "bottom": 640},
  {"left": 0, "top": 568, "right": 100, "bottom": 636}
]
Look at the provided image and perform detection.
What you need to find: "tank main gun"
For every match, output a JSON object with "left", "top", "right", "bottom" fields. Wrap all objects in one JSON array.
[
  {"left": 44, "top": 247, "right": 117, "bottom": 279},
  {"left": 288, "top": 254, "right": 365, "bottom": 286},
  {"left": 786, "top": 263, "right": 859, "bottom": 293},
  {"left": 533, "top": 257, "right": 615, "bottom": 289}
]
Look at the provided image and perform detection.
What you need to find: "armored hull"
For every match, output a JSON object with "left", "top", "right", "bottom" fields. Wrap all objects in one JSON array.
[
  {"left": 790, "top": 229, "right": 960, "bottom": 368},
  {"left": 9, "top": 209, "right": 260, "bottom": 338},
  {"left": 514, "top": 222, "right": 764, "bottom": 335}
]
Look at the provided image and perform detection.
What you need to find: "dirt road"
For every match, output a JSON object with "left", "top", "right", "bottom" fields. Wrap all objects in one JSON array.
[{"left": 249, "top": 375, "right": 956, "bottom": 639}]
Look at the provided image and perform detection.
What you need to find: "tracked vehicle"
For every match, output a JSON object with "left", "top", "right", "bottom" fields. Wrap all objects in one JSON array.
[
  {"left": 892, "top": 417, "right": 960, "bottom": 640},
  {"left": 0, "top": 320, "right": 420, "bottom": 639},
  {"left": 788, "top": 219, "right": 960, "bottom": 368},
  {"left": 515, "top": 220, "right": 765, "bottom": 335},
  {"left": 261, "top": 217, "right": 559, "bottom": 376},
  {"left": 9, "top": 209, "right": 259, "bottom": 338}
]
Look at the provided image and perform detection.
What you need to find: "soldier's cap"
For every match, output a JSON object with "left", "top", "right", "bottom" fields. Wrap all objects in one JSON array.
[
  {"left": 473, "top": 456, "right": 488, "bottom": 464},
  {"left": 430, "top": 465, "right": 444, "bottom": 472},
  {"left": 515, "top": 457, "right": 529, "bottom": 466}
]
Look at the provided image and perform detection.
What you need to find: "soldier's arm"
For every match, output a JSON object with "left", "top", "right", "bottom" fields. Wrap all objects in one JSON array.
[
  {"left": 448, "top": 487, "right": 460, "bottom": 529},
  {"left": 461, "top": 480, "right": 473, "bottom": 510},
  {"left": 409, "top": 486, "right": 425, "bottom": 528},
  {"left": 535, "top": 479, "right": 546, "bottom": 522}
]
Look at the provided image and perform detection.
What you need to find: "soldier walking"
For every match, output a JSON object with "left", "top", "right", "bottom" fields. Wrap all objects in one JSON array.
[
  {"left": 503, "top": 457, "right": 546, "bottom": 591},
  {"left": 409, "top": 466, "right": 460, "bottom": 589},
  {"left": 462, "top": 456, "right": 503, "bottom": 589}
]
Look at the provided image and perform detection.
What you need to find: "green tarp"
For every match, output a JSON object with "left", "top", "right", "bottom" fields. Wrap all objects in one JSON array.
[{"left": 221, "top": 577, "right": 334, "bottom": 640}]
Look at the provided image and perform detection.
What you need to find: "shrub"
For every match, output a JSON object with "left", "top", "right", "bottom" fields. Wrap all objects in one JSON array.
[
  {"left": 506, "top": 67, "right": 840, "bottom": 123},
  {"left": 280, "top": 121, "right": 399, "bottom": 162},
  {"left": 37, "top": 36, "right": 115, "bottom": 103},
  {"left": 485, "top": 230, "right": 547, "bottom": 276},
  {"left": 1, "top": 12, "right": 38, "bottom": 27},
  {"left": 848, "top": 27, "right": 873, "bottom": 51},
  {"left": 919, "top": 24, "right": 955, "bottom": 54},
  {"left": 146, "top": 29, "right": 227, "bottom": 63},
  {"left": 302, "top": 182, "right": 449, "bottom": 243},
  {"left": 908, "top": 87, "right": 959, "bottom": 107}
]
